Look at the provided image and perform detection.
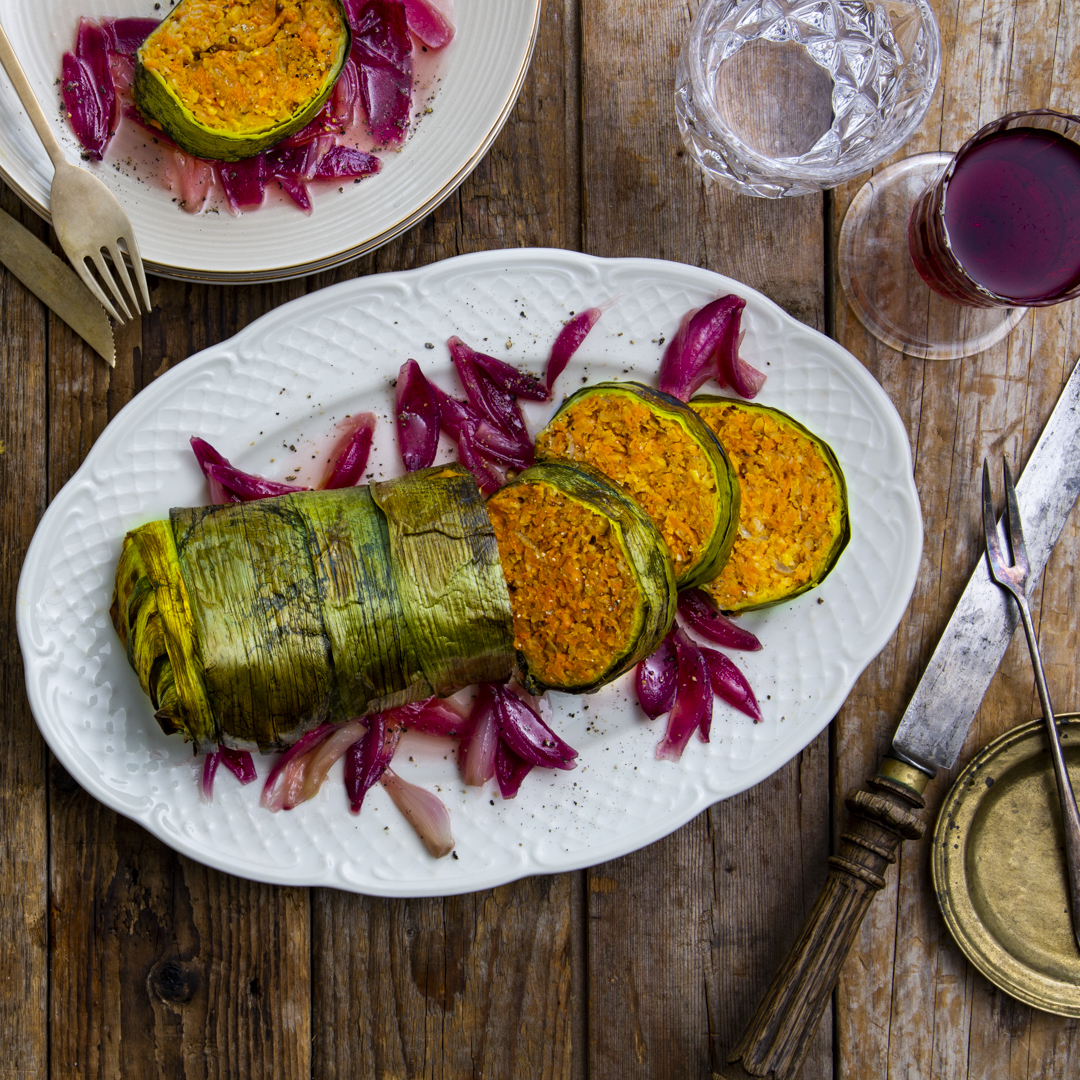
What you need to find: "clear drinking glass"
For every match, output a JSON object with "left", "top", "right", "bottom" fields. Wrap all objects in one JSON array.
[
  {"left": 675, "top": 0, "right": 941, "bottom": 198},
  {"left": 839, "top": 109, "right": 1080, "bottom": 359}
]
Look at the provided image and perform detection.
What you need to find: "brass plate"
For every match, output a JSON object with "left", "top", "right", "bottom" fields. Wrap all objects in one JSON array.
[{"left": 933, "top": 714, "right": 1080, "bottom": 1015}]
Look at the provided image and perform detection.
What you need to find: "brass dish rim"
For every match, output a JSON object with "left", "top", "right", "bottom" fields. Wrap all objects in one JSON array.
[{"left": 933, "top": 713, "right": 1080, "bottom": 1017}]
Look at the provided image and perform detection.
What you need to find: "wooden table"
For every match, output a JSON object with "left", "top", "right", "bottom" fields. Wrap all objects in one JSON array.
[{"left": 3, "top": 2, "right": 1079, "bottom": 1076}]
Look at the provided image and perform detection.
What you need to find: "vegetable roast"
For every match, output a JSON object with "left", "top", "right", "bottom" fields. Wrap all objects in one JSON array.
[
  {"left": 134, "top": 0, "right": 352, "bottom": 160},
  {"left": 534, "top": 382, "right": 740, "bottom": 589},
  {"left": 486, "top": 461, "right": 677, "bottom": 695},
  {"left": 112, "top": 462, "right": 679, "bottom": 751},
  {"left": 691, "top": 397, "right": 850, "bottom": 612}
]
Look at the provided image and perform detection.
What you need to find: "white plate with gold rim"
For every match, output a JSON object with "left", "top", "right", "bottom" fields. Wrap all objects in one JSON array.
[
  {"left": 17, "top": 249, "right": 922, "bottom": 896},
  {"left": 0, "top": 0, "right": 540, "bottom": 281}
]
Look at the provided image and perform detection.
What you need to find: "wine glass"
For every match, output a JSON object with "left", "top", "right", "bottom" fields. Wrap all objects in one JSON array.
[
  {"left": 675, "top": 0, "right": 941, "bottom": 198},
  {"left": 838, "top": 110, "right": 1080, "bottom": 359}
]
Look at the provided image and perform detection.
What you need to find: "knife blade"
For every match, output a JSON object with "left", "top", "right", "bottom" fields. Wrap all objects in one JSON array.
[
  {"left": 0, "top": 206, "right": 114, "bottom": 366},
  {"left": 893, "top": 353, "right": 1080, "bottom": 774}
]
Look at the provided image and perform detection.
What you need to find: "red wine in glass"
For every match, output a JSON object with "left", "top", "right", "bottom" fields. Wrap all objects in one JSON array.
[{"left": 909, "top": 114, "right": 1080, "bottom": 307}]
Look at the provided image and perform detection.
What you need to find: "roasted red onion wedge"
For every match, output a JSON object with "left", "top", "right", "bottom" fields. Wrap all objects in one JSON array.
[
  {"left": 221, "top": 746, "right": 257, "bottom": 785},
  {"left": 677, "top": 590, "right": 762, "bottom": 651},
  {"left": 203, "top": 462, "right": 309, "bottom": 501},
  {"left": 495, "top": 740, "right": 533, "bottom": 799},
  {"left": 448, "top": 338, "right": 533, "bottom": 459},
  {"left": 381, "top": 768, "right": 454, "bottom": 858},
  {"left": 260, "top": 724, "right": 336, "bottom": 812},
  {"left": 351, "top": 0, "right": 413, "bottom": 145},
  {"left": 656, "top": 628, "right": 712, "bottom": 760},
  {"left": 635, "top": 632, "right": 678, "bottom": 719},
  {"left": 546, "top": 306, "right": 603, "bottom": 394},
  {"left": 459, "top": 684, "right": 499, "bottom": 785},
  {"left": 658, "top": 294, "right": 765, "bottom": 401},
  {"left": 469, "top": 349, "right": 547, "bottom": 401},
  {"left": 320, "top": 412, "right": 376, "bottom": 489},
  {"left": 61, "top": 50, "right": 112, "bottom": 160},
  {"left": 389, "top": 697, "right": 468, "bottom": 738},
  {"left": 701, "top": 648, "right": 763, "bottom": 723},
  {"left": 345, "top": 713, "right": 401, "bottom": 813},
  {"left": 219, "top": 154, "right": 267, "bottom": 214},
  {"left": 299, "top": 719, "right": 368, "bottom": 804},
  {"left": 189, "top": 437, "right": 241, "bottom": 505},
  {"left": 491, "top": 685, "right": 577, "bottom": 770},
  {"left": 101, "top": 16, "right": 158, "bottom": 58},
  {"left": 395, "top": 359, "right": 442, "bottom": 472},
  {"left": 402, "top": 0, "right": 456, "bottom": 47}
]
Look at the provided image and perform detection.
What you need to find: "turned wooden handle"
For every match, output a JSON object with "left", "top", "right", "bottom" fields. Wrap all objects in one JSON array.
[{"left": 713, "top": 760, "right": 930, "bottom": 1080}]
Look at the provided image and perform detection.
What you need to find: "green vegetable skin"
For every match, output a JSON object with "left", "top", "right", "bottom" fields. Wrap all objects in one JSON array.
[
  {"left": 133, "top": 0, "right": 351, "bottom": 161},
  {"left": 498, "top": 462, "right": 678, "bottom": 696},
  {"left": 114, "top": 465, "right": 515, "bottom": 753}
]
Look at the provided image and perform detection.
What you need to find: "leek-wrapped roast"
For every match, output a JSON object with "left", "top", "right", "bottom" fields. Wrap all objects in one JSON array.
[{"left": 113, "top": 463, "right": 678, "bottom": 752}]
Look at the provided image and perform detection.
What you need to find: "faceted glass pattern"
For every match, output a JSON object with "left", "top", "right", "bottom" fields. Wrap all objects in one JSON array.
[{"left": 676, "top": 0, "right": 941, "bottom": 197}]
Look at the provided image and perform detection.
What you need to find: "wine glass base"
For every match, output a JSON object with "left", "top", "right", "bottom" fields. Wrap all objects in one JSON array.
[{"left": 838, "top": 153, "right": 1028, "bottom": 360}]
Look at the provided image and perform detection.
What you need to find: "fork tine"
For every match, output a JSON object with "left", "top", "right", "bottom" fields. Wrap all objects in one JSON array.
[
  {"left": 981, "top": 459, "right": 1005, "bottom": 575},
  {"left": 119, "top": 234, "right": 152, "bottom": 313},
  {"left": 89, "top": 249, "right": 133, "bottom": 322},
  {"left": 71, "top": 255, "right": 124, "bottom": 323},
  {"left": 1001, "top": 456, "right": 1029, "bottom": 574},
  {"left": 106, "top": 240, "right": 140, "bottom": 317}
]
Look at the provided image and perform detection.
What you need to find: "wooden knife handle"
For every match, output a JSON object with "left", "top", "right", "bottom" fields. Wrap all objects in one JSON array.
[{"left": 712, "top": 758, "right": 932, "bottom": 1080}]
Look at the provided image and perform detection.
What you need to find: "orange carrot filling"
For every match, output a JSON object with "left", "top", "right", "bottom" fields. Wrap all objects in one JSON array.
[
  {"left": 487, "top": 482, "right": 639, "bottom": 688},
  {"left": 695, "top": 402, "right": 844, "bottom": 610},
  {"left": 140, "top": 0, "right": 347, "bottom": 133},
  {"left": 535, "top": 395, "right": 719, "bottom": 576}
]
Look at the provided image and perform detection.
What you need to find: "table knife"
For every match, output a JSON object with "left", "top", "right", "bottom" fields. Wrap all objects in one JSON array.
[
  {"left": 718, "top": 355, "right": 1080, "bottom": 1080},
  {"left": 0, "top": 206, "right": 114, "bottom": 366}
]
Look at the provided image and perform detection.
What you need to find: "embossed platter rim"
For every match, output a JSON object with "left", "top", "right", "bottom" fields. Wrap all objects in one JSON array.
[
  {"left": 17, "top": 249, "right": 923, "bottom": 896},
  {"left": 0, "top": 0, "right": 540, "bottom": 281}
]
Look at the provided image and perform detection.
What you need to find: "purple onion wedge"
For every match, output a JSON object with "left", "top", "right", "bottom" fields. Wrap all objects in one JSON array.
[
  {"left": 395, "top": 360, "right": 441, "bottom": 472},
  {"left": 189, "top": 436, "right": 241, "bottom": 504},
  {"left": 344, "top": 713, "right": 401, "bottom": 813},
  {"left": 656, "top": 628, "right": 712, "bottom": 760},
  {"left": 220, "top": 747, "right": 257, "bottom": 785},
  {"left": 200, "top": 751, "right": 221, "bottom": 801},
  {"left": 492, "top": 685, "right": 577, "bottom": 770},
  {"left": 658, "top": 295, "right": 755, "bottom": 401},
  {"left": 677, "top": 590, "right": 762, "bottom": 651},
  {"left": 387, "top": 697, "right": 467, "bottom": 738},
  {"left": 321, "top": 411, "right": 376, "bottom": 489},
  {"left": 546, "top": 306, "right": 603, "bottom": 394},
  {"left": 495, "top": 740, "right": 533, "bottom": 799},
  {"left": 203, "top": 462, "right": 309, "bottom": 501},
  {"left": 459, "top": 684, "right": 499, "bottom": 785},
  {"left": 352, "top": 0, "right": 413, "bottom": 145},
  {"left": 101, "top": 16, "right": 158, "bottom": 57},
  {"left": 260, "top": 723, "right": 336, "bottom": 811},
  {"left": 448, "top": 338, "right": 533, "bottom": 461},
  {"left": 402, "top": 0, "right": 456, "bottom": 47},
  {"left": 61, "top": 51, "right": 111, "bottom": 160},
  {"left": 219, "top": 154, "right": 267, "bottom": 214},
  {"left": 701, "top": 648, "right": 763, "bottom": 723},
  {"left": 469, "top": 349, "right": 547, "bottom": 402},
  {"left": 314, "top": 144, "right": 382, "bottom": 180},
  {"left": 635, "top": 632, "right": 678, "bottom": 719}
]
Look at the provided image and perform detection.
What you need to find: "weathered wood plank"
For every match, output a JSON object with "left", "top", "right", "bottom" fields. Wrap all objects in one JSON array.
[
  {"left": 311, "top": 4, "right": 585, "bottom": 1078},
  {"left": 580, "top": 2, "right": 831, "bottom": 1078},
  {"left": 831, "top": 0, "right": 1080, "bottom": 1076},
  {"left": 0, "top": 187, "right": 49, "bottom": 1080},
  {"left": 45, "top": 272, "right": 313, "bottom": 1079}
]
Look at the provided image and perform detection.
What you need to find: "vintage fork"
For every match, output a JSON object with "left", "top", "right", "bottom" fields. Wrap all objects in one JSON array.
[
  {"left": 0, "top": 21, "right": 151, "bottom": 323},
  {"left": 983, "top": 456, "right": 1080, "bottom": 952}
]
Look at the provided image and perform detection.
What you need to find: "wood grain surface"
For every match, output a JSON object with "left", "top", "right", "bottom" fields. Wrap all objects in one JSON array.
[{"left": 1, "top": 1, "right": 1079, "bottom": 1077}]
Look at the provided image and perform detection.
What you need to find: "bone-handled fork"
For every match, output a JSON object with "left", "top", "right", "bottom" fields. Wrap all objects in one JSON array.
[
  {"left": 983, "top": 455, "right": 1080, "bottom": 953},
  {"left": 0, "top": 20, "right": 151, "bottom": 322}
]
